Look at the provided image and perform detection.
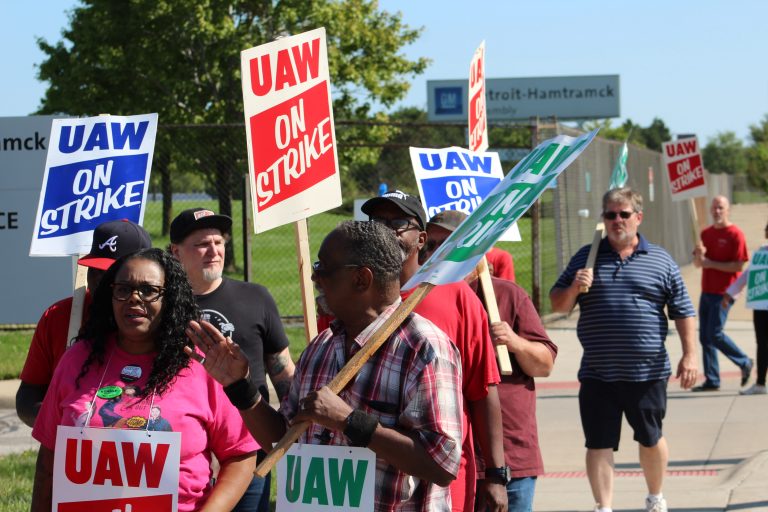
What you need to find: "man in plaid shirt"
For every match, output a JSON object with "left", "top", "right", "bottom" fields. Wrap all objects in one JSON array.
[{"left": 187, "top": 221, "right": 464, "bottom": 511}]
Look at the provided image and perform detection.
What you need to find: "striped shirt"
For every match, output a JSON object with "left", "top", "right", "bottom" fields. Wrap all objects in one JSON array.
[
  {"left": 552, "top": 234, "right": 695, "bottom": 382},
  {"left": 280, "top": 299, "right": 463, "bottom": 512}
]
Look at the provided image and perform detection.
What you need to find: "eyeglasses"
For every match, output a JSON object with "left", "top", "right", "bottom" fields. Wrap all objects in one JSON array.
[
  {"left": 602, "top": 210, "right": 635, "bottom": 220},
  {"left": 311, "top": 261, "right": 360, "bottom": 278},
  {"left": 370, "top": 217, "right": 419, "bottom": 232},
  {"left": 111, "top": 282, "right": 165, "bottom": 302}
]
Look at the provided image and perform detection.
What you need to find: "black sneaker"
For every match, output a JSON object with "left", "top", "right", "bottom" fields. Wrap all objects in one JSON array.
[
  {"left": 741, "top": 359, "right": 754, "bottom": 386},
  {"left": 692, "top": 383, "right": 720, "bottom": 392}
]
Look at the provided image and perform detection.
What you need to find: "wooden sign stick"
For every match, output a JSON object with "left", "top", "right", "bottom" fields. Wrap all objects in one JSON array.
[
  {"left": 66, "top": 256, "right": 88, "bottom": 347},
  {"left": 294, "top": 219, "right": 318, "bottom": 344},
  {"left": 580, "top": 222, "right": 605, "bottom": 294},
  {"left": 255, "top": 282, "right": 435, "bottom": 477},
  {"left": 687, "top": 198, "right": 701, "bottom": 248},
  {"left": 476, "top": 256, "right": 513, "bottom": 375}
]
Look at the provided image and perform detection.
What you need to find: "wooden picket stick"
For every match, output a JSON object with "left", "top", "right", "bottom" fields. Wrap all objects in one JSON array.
[
  {"left": 294, "top": 219, "right": 318, "bottom": 343},
  {"left": 475, "top": 256, "right": 513, "bottom": 375},
  {"left": 580, "top": 222, "right": 605, "bottom": 294},
  {"left": 66, "top": 256, "right": 88, "bottom": 347},
  {"left": 255, "top": 282, "right": 435, "bottom": 477}
]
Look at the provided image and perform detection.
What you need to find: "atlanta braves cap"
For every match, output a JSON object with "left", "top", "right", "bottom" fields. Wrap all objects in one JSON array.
[
  {"left": 170, "top": 208, "right": 232, "bottom": 243},
  {"left": 77, "top": 220, "right": 152, "bottom": 270}
]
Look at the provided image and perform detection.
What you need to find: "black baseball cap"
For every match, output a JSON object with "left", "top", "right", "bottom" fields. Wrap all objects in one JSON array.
[
  {"left": 427, "top": 210, "right": 468, "bottom": 233},
  {"left": 170, "top": 208, "right": 232, "bottom": 243},
  {"left": 78, "top": 220, "right": 152, "bottom": 270},
  {"left": 361, "top": 190, "right": 428, "bottom": 230}
]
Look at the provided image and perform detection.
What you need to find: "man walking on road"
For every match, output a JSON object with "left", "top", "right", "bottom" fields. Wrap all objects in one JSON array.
[
  {"left": 550, "top": 187, "right": 698, "bottom": 512},
  {"left": 692, "top": 195, "right": 752, "bottom": 392}
]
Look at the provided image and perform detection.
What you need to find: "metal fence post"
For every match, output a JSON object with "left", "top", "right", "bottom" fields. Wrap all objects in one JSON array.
[{"left": 242, "top": 173, "right": 252, "bottom": 283}]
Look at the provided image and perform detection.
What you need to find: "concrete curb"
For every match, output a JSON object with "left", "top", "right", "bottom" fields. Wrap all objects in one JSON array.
[{"left": 0, "top": 379, "right": 18, "bottom": 410}]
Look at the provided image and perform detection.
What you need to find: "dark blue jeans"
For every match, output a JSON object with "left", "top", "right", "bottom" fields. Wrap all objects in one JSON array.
[
  {"left": 231, "top": 473, "right": 270, "bottom": 512},
  {"left": 699, "top": 292, "right": 750, "bottom": 386}
]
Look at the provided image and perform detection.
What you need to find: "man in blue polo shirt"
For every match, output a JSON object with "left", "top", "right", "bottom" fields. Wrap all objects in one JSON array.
[{"left": 550, "top": 187, "right": 698, "bottom": 512}]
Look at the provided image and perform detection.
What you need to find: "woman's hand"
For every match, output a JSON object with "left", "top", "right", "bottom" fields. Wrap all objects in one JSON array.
[{"left": 185, "top": 320, "right": 249, "bottom": 387}]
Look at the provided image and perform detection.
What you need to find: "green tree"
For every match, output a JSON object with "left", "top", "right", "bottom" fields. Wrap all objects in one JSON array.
[
  {"left": 746, "top": 115, "right": 768, "bottom": 193},
  {"left": 582, "top": 117, "right": 671, "bottom": 151},
  {"left": 35, "top": 0, "right": 428, "bottom": 268},
  {"left": 703, "top": 131, "right": 747, "bottom": 175}
]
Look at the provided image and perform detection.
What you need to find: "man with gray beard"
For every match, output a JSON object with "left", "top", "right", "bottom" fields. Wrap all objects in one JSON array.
[{"left": 169, "top": 208, "right": 294, "bottom": 512}]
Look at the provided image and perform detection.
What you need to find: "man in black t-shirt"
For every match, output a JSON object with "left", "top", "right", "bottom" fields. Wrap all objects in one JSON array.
[{"left": 170, "top": 207, "right": 294, "bottom": 512}]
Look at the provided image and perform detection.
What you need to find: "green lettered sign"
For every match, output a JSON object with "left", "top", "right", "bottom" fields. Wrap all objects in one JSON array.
[
  {"left": 276, "top": 443, "right": 375, "bottom": 511},
  {"left": 403, "top": 129, "right": 599, "bottom": 290},
  {"left": 747, "top": 248, "right": 768, "bottom": 309}
]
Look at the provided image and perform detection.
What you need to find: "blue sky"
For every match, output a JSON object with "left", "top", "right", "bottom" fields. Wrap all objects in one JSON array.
[{"left": 3, "top": 1, "right": 766, "bottom": 143}]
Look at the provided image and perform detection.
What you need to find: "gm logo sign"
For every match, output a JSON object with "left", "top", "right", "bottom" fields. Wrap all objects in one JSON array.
[{"left": 435, "top": 87, "right": 463, "bottom": 115}]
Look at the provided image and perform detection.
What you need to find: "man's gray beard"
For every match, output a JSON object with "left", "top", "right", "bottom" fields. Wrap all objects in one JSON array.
[
  {"left": 202, "top": 268, "right": 223, "bottom": 282},
  {"left": 399, "top": 238, "right": 418, "bottom": 262}
]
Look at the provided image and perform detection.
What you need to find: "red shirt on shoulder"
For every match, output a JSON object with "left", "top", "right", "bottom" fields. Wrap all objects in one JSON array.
[{"left": 701, "top": 225, "right": 749, "bottom": 294}]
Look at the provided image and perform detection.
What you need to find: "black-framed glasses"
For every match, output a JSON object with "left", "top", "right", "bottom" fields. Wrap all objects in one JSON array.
[
  {"left": 111, "top": 282, "right": 165, "bottom": 302},
  {"left": 369, "top": 217, "right": 418, "bottom": 232},
  {"left": 603, "top": 210, "right": 635, "bottom": 220},
  {"left": 311, "top": 261, "right": 360, "bottom": 278}
]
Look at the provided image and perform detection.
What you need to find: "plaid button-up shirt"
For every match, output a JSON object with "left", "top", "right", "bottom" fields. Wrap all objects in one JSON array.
[{"left": 280, "top": 299, "right": 463, "bottom": 511}]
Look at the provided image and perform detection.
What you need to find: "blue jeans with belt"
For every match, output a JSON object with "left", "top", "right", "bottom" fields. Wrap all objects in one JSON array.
[{"left": 699, "top": 292, "right": 750, "bottom": 387}]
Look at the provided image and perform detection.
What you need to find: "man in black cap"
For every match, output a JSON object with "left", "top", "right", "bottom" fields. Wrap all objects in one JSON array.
[
  {"left": 16, "top": 219, "right": 152, "bottom": 427},
  {"left": 169, "top": 207, "right": 294, "bottom": 512},
  {"left": 361, "top": 191, "right": 508, "bottom": 512}
]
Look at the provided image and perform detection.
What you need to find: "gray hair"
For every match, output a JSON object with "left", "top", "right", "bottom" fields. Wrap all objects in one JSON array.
[
  {"left": 603, "top": 187, "right": 643, "bottom": 213},
  {"left": 332, "top": 221, "right": 403, "bottom": 288}
]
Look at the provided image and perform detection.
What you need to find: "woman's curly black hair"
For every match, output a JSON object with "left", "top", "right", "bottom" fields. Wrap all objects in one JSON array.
[{"left": 75, "top": 248, "right": 199, "bottom": 399}]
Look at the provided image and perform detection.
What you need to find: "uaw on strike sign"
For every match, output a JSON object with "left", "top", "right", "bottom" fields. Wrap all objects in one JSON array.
[
  {"left": 661, "top": 137, "right": 707, "bottom": 201},
  {"left": 30, "top": 114, "right": 158, "bottom": 256},
  {"left": 241, "top": 28, "right": 342, "bottom": 233},
  {"left": 53, "top": 426, "right": 181, "bottom": 511}
]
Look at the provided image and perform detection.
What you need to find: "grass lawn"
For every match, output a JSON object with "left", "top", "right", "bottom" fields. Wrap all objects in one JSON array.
[
  {"left": 0, "top": 449, "right": 36, "bottom": 512},
  {"left": 0, "top": 330, "right": 33, "bottom": 380}
]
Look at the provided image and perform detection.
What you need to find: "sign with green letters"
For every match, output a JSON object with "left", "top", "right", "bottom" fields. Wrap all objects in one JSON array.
[
  {"left": 747, "top": 248, "right": 768, "bottom": 309},
  {"left": 276, "top": 444, "right": 375, "bottom": 511},
  {"left": 403, "top": 129, "right": 599, "bottom": 290}
]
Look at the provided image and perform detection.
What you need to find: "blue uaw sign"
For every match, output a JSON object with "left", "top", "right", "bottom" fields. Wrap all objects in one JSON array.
[
  {"left": 411, "top": 146, "right": 520, "bottom": 241},
  {"left": 30, "top": 114, "right": 158, "bottom": 256}
]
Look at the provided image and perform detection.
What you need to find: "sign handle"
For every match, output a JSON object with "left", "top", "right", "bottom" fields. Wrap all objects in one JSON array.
[
  {"left": 294, "top": 219, "right": 317, "bottom": 344},
  {"left": 688, "top": 198, "right": 701, "bottom": 248},
  {"left": 255, "top": 283, "right": 435, "bottom": 477},
  {"left": 476, "top": 257, "right": 513, "bottom": 376},
  {"left": 580, "top": 222, "right": 605, "bottom": 294},
  {"left": 67, "top": 256, "right": 87, "bottom": 347}
]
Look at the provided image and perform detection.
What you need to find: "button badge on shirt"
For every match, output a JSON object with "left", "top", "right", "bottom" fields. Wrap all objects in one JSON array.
[{"left": 120, "top": 364, "right": 142, "bottom": 382}]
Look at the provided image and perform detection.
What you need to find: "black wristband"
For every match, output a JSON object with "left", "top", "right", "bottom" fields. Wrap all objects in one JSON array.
[
  {"left": 343, "top": 409, "right": 378, "bottom": 447},
  {"left": 223, "top": 378, "right": 261, "bottom": 410}
]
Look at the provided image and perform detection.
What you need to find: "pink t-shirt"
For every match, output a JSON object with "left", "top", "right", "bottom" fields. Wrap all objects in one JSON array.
[{"left": 33, "top": 336, "right": 258, "bottom": 511}]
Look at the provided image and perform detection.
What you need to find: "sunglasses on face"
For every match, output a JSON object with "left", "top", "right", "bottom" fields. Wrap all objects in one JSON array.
[
  {"left": 111, "top": 282, "right": 165, "bottom": 302},
  {"left": 369, "top": 217, "right": 418, "bottom": 232},
  {"left": 424, "top": 238, "right": 448, "bottom": 253},
  {"left": 602, "top": 210, "right": 635, "bottom": 220}
]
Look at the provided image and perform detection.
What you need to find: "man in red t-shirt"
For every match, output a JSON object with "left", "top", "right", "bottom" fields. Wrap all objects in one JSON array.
[
  {"left": 426, "top": 209, "right": 557, "bottom": 511},
  {"left": 692, "top": 196, "right": 752, "bottom": 391},
  {"left": 16, "top": 220, "right": 151, "bottom": 427},
  {"left": 362, "top": 191, "right": 507, "bottom": 512}
]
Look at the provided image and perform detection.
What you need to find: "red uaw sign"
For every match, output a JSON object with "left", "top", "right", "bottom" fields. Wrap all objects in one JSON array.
[
  {"left": 468, "top": 41, "right": 488, "bottom": 153},
  {"left": 241, "top": 27, "right": 342, "bottom": 233},
  {"left": 53, "top": 426, "right": 181, "bottom": 511},
  {"left": 661, "top": 137, "right": 707, "bottom": 201}
]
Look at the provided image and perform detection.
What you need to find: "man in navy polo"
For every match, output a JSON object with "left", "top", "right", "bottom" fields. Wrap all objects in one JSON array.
[{"left": 550, "top": 187, "right": 698, "bottom": 512}]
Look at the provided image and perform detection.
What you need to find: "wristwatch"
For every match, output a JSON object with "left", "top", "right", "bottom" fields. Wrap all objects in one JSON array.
[{"left": 484, "top": 465, "right": 512, "bottom": 484}]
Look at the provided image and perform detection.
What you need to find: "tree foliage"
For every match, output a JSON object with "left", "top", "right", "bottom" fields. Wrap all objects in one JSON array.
[
  {"left": 703, "top": 131, "right": 746, "bottom": 175},
  {"left": 583, "top": 117, "right": 672, "bottom": 151},
  {"left": 746, "top": 115, "right": 768, "bottom": 192},
  {"left": 36, "top": 0, "right": 429, "bottom": 266}
]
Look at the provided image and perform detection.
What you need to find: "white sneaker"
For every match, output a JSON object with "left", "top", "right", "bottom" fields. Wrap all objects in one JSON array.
[
  {"left": 740, "top": 384, "right": 768, "bottom": 395},
  {"left": 645, "top": 495, "right": 668, "bottom": 512}
]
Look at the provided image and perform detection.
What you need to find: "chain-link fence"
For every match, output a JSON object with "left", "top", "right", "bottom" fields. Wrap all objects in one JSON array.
[{"left": 144, "top": 121, "right": 732, "bottom": 319}]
